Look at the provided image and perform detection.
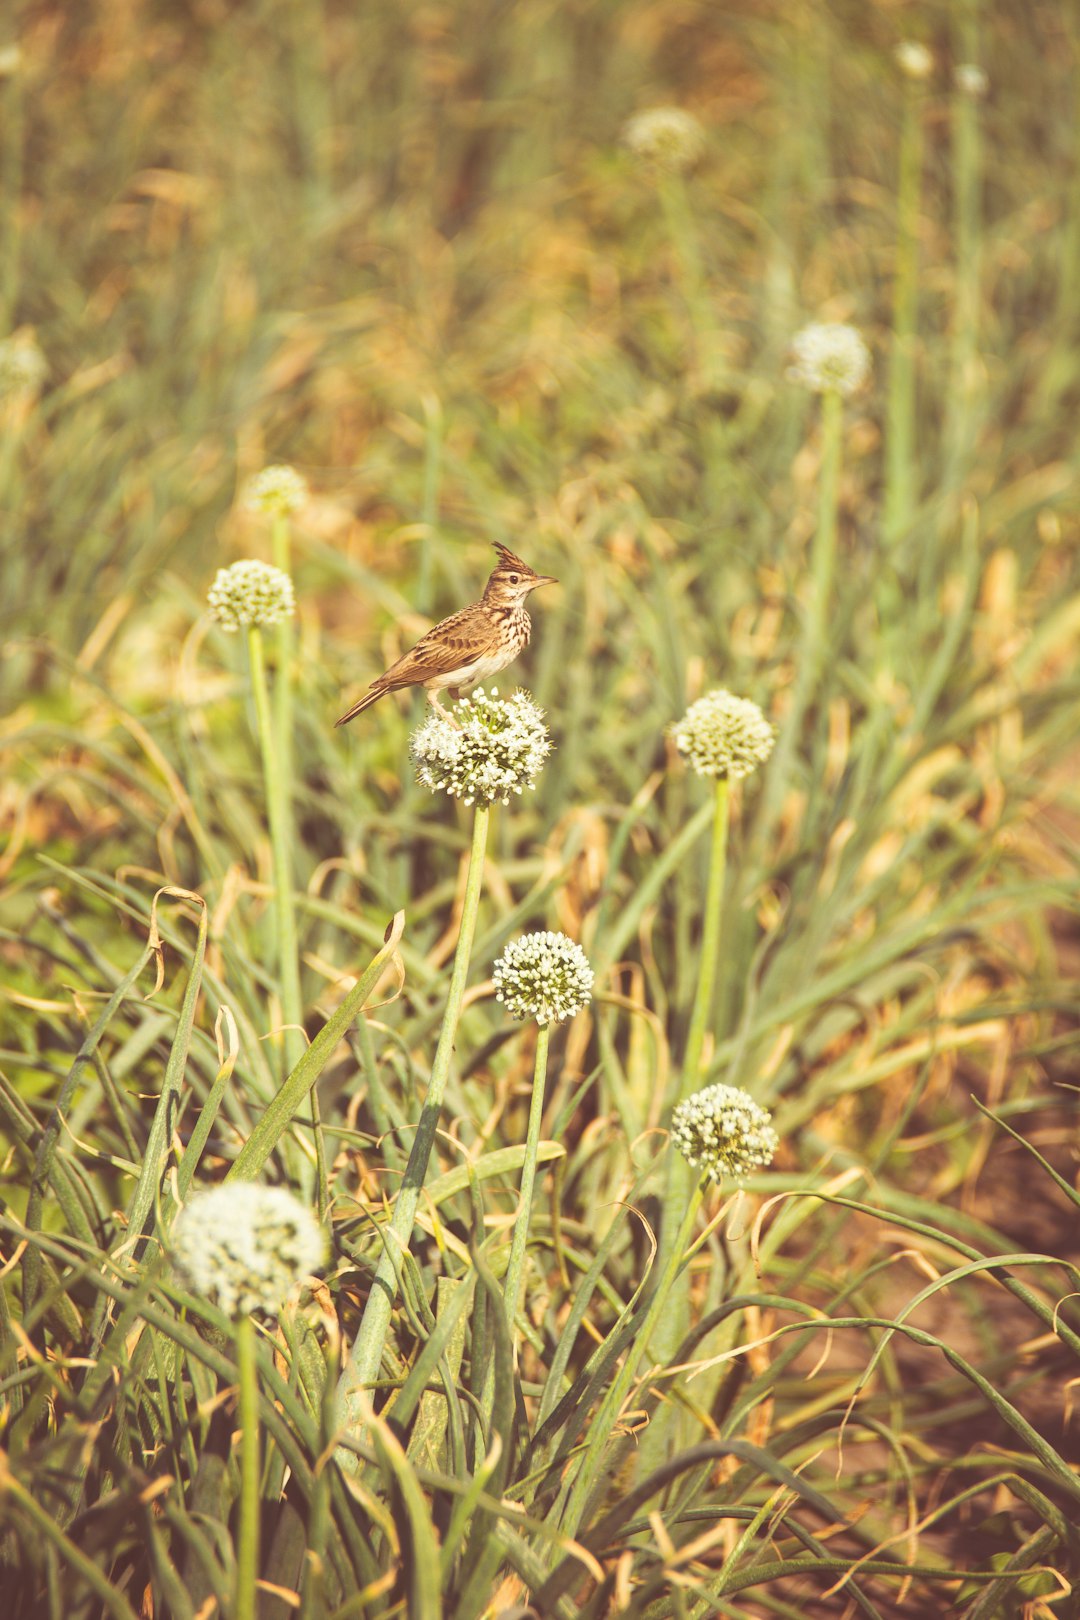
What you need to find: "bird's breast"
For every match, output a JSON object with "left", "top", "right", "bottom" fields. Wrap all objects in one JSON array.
[{"left": 492, "top": 605, "right": 531, "bottom": 649}]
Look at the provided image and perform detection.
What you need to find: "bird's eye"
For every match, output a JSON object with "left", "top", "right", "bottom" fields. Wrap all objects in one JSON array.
[{"left": 508, "top": 573, "right": 520, "bottom": 584}]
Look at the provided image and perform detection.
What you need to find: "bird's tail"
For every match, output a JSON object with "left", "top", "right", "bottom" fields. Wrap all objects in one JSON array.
[{"left": 335, "top": 682, "right": 389, "bottom": 727}]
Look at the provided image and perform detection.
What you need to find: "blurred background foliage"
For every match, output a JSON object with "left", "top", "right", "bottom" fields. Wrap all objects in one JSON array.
[{"left": 3, "top": 0, "right": 1080, "bottom": 1613}]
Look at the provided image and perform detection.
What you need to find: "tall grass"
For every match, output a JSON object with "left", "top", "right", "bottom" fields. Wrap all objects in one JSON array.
[{"left": 3, "top": 2, "right": 1080, "bottom": 1616}]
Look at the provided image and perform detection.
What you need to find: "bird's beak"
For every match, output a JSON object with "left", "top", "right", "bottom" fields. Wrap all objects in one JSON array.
[{"left": 528, "top": 574, "right": 558, "bottom": 591}]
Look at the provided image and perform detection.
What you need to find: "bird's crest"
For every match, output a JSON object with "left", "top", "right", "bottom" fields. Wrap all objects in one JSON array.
[{"left": 491, "top": 542, "right": 535, "bottom": 575}]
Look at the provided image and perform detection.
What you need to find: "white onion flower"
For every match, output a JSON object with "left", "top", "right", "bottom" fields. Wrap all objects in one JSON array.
[
  {"left": 493, "top": 931, "right": 594, "bottom": 1025},
  {"left": 895, "top": 41, "right": 934, "bottom": 81},
  {"left": 672, "top": 690, "right": 774, "bottom": 782},
  {"left": 241, "top": 464, "right": 309, "bottom": 516},
  {"left": 411, "top": 687, "right": 552, "bottom": 807},
  {"left": 954, "top": 63, "right": 988, "bottom": 99},
  {"left": 671, "top": 1083, "right": 778, "bottom": 1183},
  {"left": 171, "top": 1184, "right": 327, "bottom": 1319},
  {"left": 208, "top": 559, "right": 296, "bottom": 632},
  {"left": 624, "top": 106, "right": 706, "bottom": 173},
  {"left": 788, "top": 322, "right": 871, "bottom": 397},
  {"left": 0, "top": 334, "right": 46, "bottom": 396}
]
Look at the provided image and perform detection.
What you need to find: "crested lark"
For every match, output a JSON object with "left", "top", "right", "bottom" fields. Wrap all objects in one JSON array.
[{"left": 335, "top": 543, "right": 557, "bottom": 726}]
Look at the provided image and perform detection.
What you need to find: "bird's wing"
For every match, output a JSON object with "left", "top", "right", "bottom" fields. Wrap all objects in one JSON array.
[{"left": 378, "top": 604, "right": 500, "bottom": 687}]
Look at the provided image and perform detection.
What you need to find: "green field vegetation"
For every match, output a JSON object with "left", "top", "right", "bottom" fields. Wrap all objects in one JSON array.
[{"left": 3, "top": 2, "right": 1080, "bottom": 1615}]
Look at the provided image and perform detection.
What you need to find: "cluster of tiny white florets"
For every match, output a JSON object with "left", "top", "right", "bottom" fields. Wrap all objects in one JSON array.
[
  {"left": 492, "top": 931, "right": 594, "bottom": 1026},
  {"left": 788, "top": 322, "right": 871, "bottom": 397},
  {"left": 0, "top": 335, "right": 46, "bottom": 396},
  {"left": 207, "top": 559, "right": 296, "bottom": 632},
  {"left": 170, "top": 1184, "right": 326, "bottom": 1319},
  {"left": 671, "top": 1083, "right": 779, "bottom": 1184},
  {"left": 411, "top": 688, "right": 552, "bottom": 807},
  {"left": 242, "top": 464, "right": 309, "bottom": 516},
  {"left": 672, "top": 689, "right": 774, "bottom": 782},
  {"left": 895, "top": 41, "right": 934, "bottom": 81},
  {"left": 624, "top": 106, "right": 706, "bottom": 173},
  {"left": 954, "top": 63, "right": 988, "bottom": 98}
]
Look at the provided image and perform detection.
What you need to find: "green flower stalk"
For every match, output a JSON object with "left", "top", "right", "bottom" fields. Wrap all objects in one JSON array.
[
  {"left": 761, "top": 322, "right": 868, "bottom": 841},
  {"left": 946, "top": 54, "right": 986, "bottom": 485},
  {"left": 624, "top": 105, "right": 718, "bottom": 388},
  {"left": 209, "top": 560, "right": 305, "bottom": 1097},
  {"left": 170, "top": 1184, "right": 326, "bottom": 1620},
  {"left": 239, "top": 468, "right": 309, "bottom": 1065},
  {"left": 491, "top": 932, "right": 593, "bottom": 1337},
  {"left": 639, "top": 692, "right": 772, "bottom": 1478},
  {"left": 883, "top": 42, "right": 931, "bottom": 545},
  {"left": 669, "top": 691, "right": 773, "bottom": 1111},
  {"left": 335, "top": 692, "right": 553, "bottom": 1461},
  {"left": 560, "top": 1087, "right": 778, "bottom": 1540}
]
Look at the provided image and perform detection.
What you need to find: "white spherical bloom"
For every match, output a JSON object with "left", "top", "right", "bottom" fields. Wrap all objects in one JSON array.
[
  {"left": 671, "top": 1083, "right": 778, "bottom": 1184},
  {"left": 954, "top": 63, "right": 988, "bottom": 99},
  {"left": 788, "top": 322, "right": 871, "bottom": 397},
  {"left": 242, "top": 464, "right": 309, "bottom": 516},
  {"left": 171, "top": 1184, "right": 326, "bottom": 1319},
  {"left": 207, "top": 559, "right": 296, "bottom": 632},
  {"left": 493, "top": 931, "right": 594, "bottom": 1026},
  {"left": 895, "top": 41, "right": 934, "bottom": 81},
  {"left": 672, "top": 689, "right": 774, "bottom": 782},
  {"left": 0, "top": 334, "right": 46, "bottom": 396},
  {"left": 411, "top": 688, "right": 552, "bottom": 807},
  {"left": 624, "top": 106, "right": 706, "bottom": 173}
]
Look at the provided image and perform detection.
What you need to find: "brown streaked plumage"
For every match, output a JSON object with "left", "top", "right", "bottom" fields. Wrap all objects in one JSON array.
[{"left": 335, "top": 543, "right": 557, "bottom": 727}]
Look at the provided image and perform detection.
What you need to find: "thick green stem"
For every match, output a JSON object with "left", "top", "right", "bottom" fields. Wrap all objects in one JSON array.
[
  {"left": 636, "top": 774, "right": 728, "bottom": 1477},
  {"left": 234, "top": 1313, "right": 261, "bottom": 1620},
  {"left": 559, "top": 1180, "right": 705, "bottom": 1543},
  {"left": 680, "top": 776, "right": 730, "bottom": 1092},
  {"left": 502, "top": 1021, "right": 551, "bottom": 1326},
  {"left": 501, "top": 1023, "right": 553, "bottom": 1328},
  {"left": 480, "top": 1021, "right": 551, "bottom": 1425},
  {"left": 883, "top": 72, "right": 924, "bottom": 544},
  {"left": 417, "top": 394, "right": 443, "bottom": 615},
  {"left": 334, "top": 804, "right": 491, "bottom": 1452},
  {"left": 268, "top": 514, "right": 327, "bottom": 1204},
  {"left": 944, "top": 9, "right": 983, "bottom": 487},
  {"left": 659, "top": 170, "right": 721, "bottom": 389},
  {"left": 270, "top": 513, "right": 294, "bottom": 787},
  {"left": 0, "top": 57, "right": 24, "bottom": 330},
  {"left": 247, "top": 626, "right": 305, "bottom": 1084},
  {"left": 759, "top": 385, "right": 843, "bottom": 842}
]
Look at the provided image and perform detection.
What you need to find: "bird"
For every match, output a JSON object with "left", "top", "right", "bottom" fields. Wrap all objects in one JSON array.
[{"left": 335, "top": 542, "right": 557, "bottom": 727}]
